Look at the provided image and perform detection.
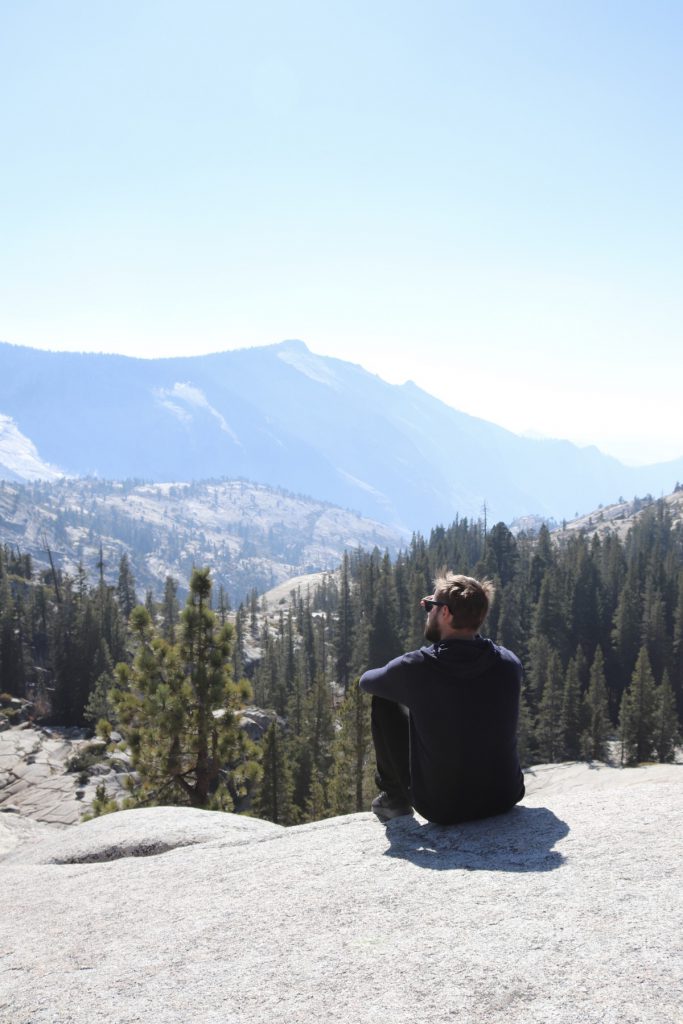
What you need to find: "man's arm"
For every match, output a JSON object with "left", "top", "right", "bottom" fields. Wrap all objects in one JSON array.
[{"left": 359, "top": 654, "right": 412, "bottom": 704}]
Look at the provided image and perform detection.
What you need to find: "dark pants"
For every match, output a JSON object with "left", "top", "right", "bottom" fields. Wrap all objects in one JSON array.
[
  {"left": 371, "top": 696, "right": 412, "bottom": 804},
  {"left": 371, "top": 697, "right": 526, "bottom": 824}
]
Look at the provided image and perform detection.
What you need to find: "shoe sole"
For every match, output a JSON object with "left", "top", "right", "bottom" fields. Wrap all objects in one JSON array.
[{"left": 372, "top": 805, "right": 413, "bottom": 823}]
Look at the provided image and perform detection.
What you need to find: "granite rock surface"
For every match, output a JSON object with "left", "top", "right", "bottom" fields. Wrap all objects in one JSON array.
[
  {"left": 0, "top": 763, "right": 680, "bottom": 1024},
  {"left": 0, "top": 725, "right": 134, "bottom": 827}
]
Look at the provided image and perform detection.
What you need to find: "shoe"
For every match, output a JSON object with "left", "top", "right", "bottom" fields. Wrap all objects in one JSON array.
[{"left": 371, "top": 791, "right": 413, "bottom": 822}]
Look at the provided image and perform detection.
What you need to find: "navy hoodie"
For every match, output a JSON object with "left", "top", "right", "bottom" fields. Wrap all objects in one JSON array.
[{"left": 360, "top": 637, "right": 525, "bottom": 824}]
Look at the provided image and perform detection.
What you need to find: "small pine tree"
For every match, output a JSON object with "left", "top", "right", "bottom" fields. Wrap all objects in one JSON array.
[
  {"left": 114, "top": 568, "right": 258, "bottom": 808},
  {"left": 83, "top": 782, "right": 120, "bottom": 819}
]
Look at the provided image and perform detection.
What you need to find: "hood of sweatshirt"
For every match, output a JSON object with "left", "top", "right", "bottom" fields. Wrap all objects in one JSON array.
[{"left": 420, "top": 636, "right": 502, "bottom": 679}]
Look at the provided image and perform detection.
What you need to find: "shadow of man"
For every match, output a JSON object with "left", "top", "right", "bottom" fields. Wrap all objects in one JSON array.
[{"left": 383, "top": 805, "right": 568, "bottom": 872}]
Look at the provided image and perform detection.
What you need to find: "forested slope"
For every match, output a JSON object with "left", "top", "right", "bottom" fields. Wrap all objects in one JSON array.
[{"left": 1, "top": 498, "right": 680, "bottom": 825}]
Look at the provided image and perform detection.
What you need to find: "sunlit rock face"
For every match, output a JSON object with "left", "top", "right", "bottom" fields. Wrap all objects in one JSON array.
[{"left": 1, "top": 763, "right": 680, "bottom": 1024}]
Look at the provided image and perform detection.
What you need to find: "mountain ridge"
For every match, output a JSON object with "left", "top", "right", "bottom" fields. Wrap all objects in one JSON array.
[
  {"left": 0, "top": 475, "right": 405, "bottom": 603},
  {"left": 1, "top": 339, "right": 682, "bottom": 531}
]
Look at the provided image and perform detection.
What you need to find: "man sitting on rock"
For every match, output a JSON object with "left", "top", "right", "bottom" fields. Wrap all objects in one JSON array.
[{"left": 360, "top": 572, "right": 525, "bottom": 825}]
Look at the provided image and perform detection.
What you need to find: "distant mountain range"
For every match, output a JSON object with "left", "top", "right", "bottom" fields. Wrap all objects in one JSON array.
[
  {"left": 0, "top": 477, "right": 404, "bottom": 604},
  {"left": 1, "top": 339, "right": 681, "bottom": 531}
]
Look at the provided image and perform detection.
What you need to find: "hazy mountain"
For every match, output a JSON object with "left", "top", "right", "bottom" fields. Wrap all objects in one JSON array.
[
  {"left": 0, "top": 477, "right": 404, "bottom": 604},
  {"left": 1, "top": 339, "right": 681, "bottom": 531},
  {"left": 0, "top": 414, "right": 62, "bottom": 483}
]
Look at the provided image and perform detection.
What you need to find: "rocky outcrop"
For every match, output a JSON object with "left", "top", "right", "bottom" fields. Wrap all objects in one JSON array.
[
  {"left": 0, "top": 715, "right": 287, "bottom": 828},
  {"left": 2, "top": 804, "right": 282, "bottom": 865},
  {"left": 0, "top": 763, "right": 680, "bottom": 1024},
  {"left": 0, "top": 724, "right": 135, "bottom": 826}
]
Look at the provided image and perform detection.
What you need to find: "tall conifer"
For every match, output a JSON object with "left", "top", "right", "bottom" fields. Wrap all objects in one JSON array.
[
  {"left": 654, "top": 671, "right": 680, "bottom": 763},
  {"left": 328, "top": 682, "right": 372, "bottom": 814},
  {"left": 559, "top": 656, "right": 583, "bottom": 760},
  {"left": 253, "top": 722, "right": 296, "bottom": 825},
  {"left": 619, "top": 647, "right": 658, "bottom": 765},
  {"left": 536, "top": 651, "right": 565, "bottom": 762},
  {"left": 580, "top": 646, "right": 611, "bottom": 761},
  {"left": 116, "top": 554, "right": 137, "bottom": 620}
]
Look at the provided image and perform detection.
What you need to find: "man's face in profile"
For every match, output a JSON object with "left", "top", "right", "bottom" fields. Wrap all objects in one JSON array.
[{"left": 423, "top": 596, "right": 444, "bottom": 643}]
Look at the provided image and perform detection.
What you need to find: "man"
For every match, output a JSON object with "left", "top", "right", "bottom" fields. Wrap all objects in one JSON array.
[{"left": 359, "top": 572, "right": 525, "bottom": 824}]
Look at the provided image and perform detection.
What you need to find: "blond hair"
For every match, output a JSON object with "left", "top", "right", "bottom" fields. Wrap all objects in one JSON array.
[{"left": 433, "top": 573, "right": 495, "bottom": 630}]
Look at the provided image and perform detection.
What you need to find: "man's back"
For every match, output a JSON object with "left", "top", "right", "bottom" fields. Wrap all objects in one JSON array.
[{"left": 360, "top": 636, "right": 524, "bottom": 824}]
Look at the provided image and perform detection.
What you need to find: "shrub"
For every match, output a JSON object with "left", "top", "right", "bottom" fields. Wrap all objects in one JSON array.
[
  {"left": 66, "top": 744, "right": 106, "bottom": 775},
  {"left": 82, "top": 783, "right": 119, "bottom": 819}
]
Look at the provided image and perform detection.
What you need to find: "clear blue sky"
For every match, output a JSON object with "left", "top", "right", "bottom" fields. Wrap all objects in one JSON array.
[{"left": 1, "top": 1, "right": 681, "bottom": 465}]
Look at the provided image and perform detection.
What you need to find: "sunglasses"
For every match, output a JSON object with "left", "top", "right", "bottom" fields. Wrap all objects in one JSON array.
[{"left": 421, "top": 599, "right": 447, "bottom": 612}]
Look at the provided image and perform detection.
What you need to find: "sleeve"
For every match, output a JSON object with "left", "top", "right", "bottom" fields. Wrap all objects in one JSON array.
[{"left": 359, "top": 653, "right": 413, "bottom": 704}]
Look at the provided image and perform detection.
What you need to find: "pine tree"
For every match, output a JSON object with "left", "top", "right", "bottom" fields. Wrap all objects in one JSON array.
[
  {"left": 328, "top": 681, "right": 372, "bottom": 814},
  {"left": 535, "top": 651, "right": 565, "bottom": 763},
  {"left": 671, "top": 571, "right": 683, "bottom": 719},
  {"left": 161, "top": 576, "right": 180, "bottom": 643},
  {"left": 482, "top": 522, "right": 519, "bottom": 587},
  {"left": 216, "top": 585, "right": 231, "bottom": 626},
  {"left": 640, "top": 578, "right": 670, "bottom": 684},
  {"left": 495, "top": 581, "right": 525, "bottom": 658},
  {"left": 83, "top": 640, "right": 118, "bottom": 727},
  {"left": 142, "top": 588, "right": 155, "bottom": 617},
  {"left": 611, "top": 567, "right": 642, "bottom": 705},
  {"left": 114, "top": 567, "right": 258, "bottom": 808},
  {"left": 367, "top": 552, "right": 401, "bottom": 670},
  {"left": 116, "top": 554, "right": 137, "bottom": 621},
  {"left": 334, "top": 552, "right": 354, "bottom": 692},
  {"left": 527, "top": 634, "right": 552, "bottom": 708},
  {"left": 252, "top": 722, "right": 296, "bottom": 825},
  {"left": 252, "top": 625, "right": 282, "bottom": 711},
  {"left": 51, "top": 578, "right": 102, "bottom": 725},
  {"left": 619, "top": 647, "right": 658, "bottom": 765},
  {"left": 568, "top": 538, "right": 604, "bottom": 660},
  {"left": 231, "top": 602, "right": 247, "bottom": 681},
  {"left": 289, "top": 734, "right": 313, "bottom": 820},
  {"left": 579, "top": 647, "right": 611, "bottom": 762},
  {"left": 529, "top": 524, "right": 554, "bottom": 603},
  {"left": 516, "top": 688, "right": 534, "bottom": 768},
  {"left": 559, "top": 656, "right": 583, "bottom": 760},
  {"left": 531, "top": 572, "right": 569, "bottom": 668},
  {"left": 302, "top": 673, "right": 335, "bottom": 796},
  {"left": 0, "top": 574, "right": 28, "bottom": 698},
  {"left": 305, "top": 772, "right": 328, "bottom": 822},
  {"left": 654, "top": 671, "right": 680, "bottom": 763}
]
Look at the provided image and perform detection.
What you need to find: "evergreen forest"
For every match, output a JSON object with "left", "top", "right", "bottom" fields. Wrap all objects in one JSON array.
[{"left": 1, "top": 500, "right": 681, "bottom": 825}]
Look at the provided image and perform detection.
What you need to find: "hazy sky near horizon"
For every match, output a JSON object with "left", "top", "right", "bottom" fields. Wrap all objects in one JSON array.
[{"left": 1, "top": 1, "right": 681, "bottom": 466}]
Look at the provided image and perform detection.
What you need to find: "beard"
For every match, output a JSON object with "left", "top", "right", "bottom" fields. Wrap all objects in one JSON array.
[{"left": 424, "top": 618, "right": 441, "bottom": 643}]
